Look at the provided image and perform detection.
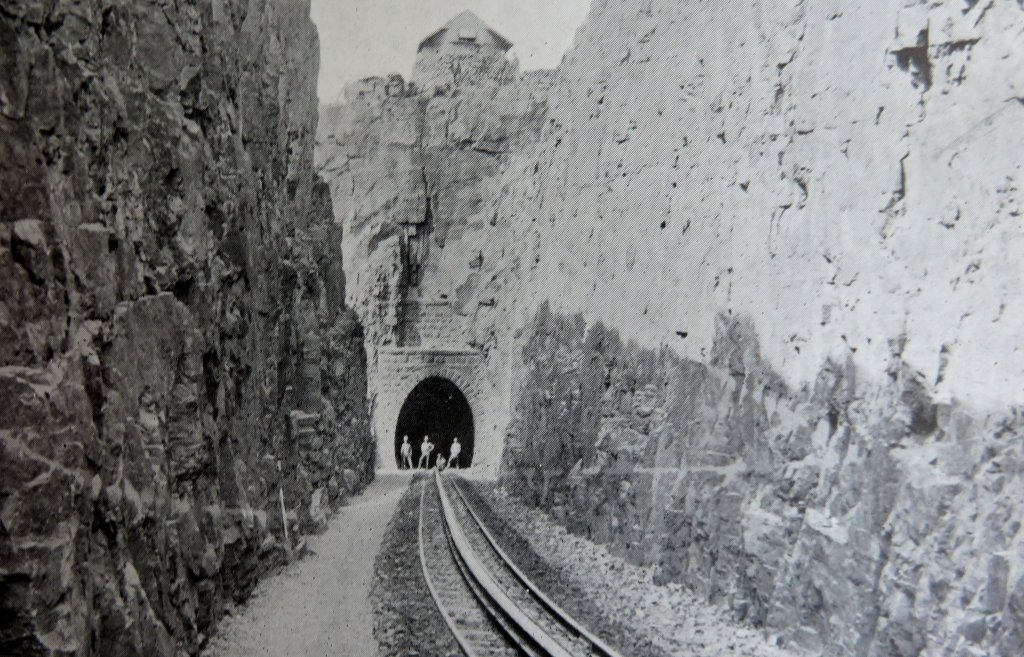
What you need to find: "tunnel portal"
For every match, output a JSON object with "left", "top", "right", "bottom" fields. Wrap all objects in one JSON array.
[{"left": 395, "top": 376, "right": 474, "bottom": 468}]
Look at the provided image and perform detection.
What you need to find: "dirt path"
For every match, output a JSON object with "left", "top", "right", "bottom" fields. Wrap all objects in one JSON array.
[{"left": 206, "top": 473, "right": 411, "bottom": 657}]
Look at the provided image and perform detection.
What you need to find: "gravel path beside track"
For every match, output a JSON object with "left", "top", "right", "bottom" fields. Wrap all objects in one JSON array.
[{"left": 205, "top": 473, "right": 410, "bottom": 657}]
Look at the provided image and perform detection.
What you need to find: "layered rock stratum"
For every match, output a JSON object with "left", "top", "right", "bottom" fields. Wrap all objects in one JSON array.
[
  {"left": 1, "top": 1, "right": 372, "bottom": 655},
  {"left": 319, "top": 2, "right": 1023, "bottom": 656}
]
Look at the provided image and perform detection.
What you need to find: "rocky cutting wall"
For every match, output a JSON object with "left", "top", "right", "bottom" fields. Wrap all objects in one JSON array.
[
  {"left": 321, "top": 1, "right": 1023, "bottom": 655},
  {"left": 1, "top": 1, "right": 372, "bottom": 655},
  {"left": 496, "top": 2, "right": 1024, "bottom": 655}
]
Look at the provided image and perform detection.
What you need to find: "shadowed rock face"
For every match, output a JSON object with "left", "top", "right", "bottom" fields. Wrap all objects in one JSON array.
[
  {"left": 505, "top": 304, "right": 1023, "bottom": 656},
  {"left": 1, "top": 1, "right": 372, "bottom": 655}
]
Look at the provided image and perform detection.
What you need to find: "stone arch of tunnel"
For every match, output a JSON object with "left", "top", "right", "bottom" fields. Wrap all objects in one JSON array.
[
  {"left": 394, "top": 376, "right": 474, "bottom": 468},
  {"left": 372, "top": 348, "right": 500, "bottom": 472}
]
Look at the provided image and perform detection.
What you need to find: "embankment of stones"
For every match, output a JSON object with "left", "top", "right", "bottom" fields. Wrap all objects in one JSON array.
[{"left": 1, "top": 2, "right": 372, "bottom": 655}]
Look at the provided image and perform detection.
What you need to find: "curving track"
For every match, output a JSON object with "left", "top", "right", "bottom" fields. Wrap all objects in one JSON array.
[{"left": 419, "top": 471, "right": 627, "bottom": 657}]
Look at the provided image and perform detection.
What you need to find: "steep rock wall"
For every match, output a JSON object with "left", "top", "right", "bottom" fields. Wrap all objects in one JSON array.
[
  {"left": 507, "top": 0, "right": 1023, "bottom": 410},
  {"left": 494, "top": 2, "right": 1023, "bottom": 655},
  {"left": 318, "top": 67, "right": 554, "bottom": 467},
  {"left": 1, "top": 2, "right": 371, "bottom": 655},
  {"left": 318, "top": 68, "right": 553, "bottom": 350},
  {"left": 500, "top": 2, "right": 1022, "bottom": 654},
  {"left": 505, "top": 305, "right": 1022, "bottom": 656},
  {"left": 320, "top": 1, "right": 1023, "bottom": 655}
]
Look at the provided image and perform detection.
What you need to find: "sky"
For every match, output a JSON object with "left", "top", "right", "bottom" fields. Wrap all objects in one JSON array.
[{"left": 309, "top": 0, "right": 593, "bottom": 104}]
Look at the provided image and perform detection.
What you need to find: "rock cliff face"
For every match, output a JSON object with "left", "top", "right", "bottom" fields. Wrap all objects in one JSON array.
[
  {"left": 1, "top": 1, "right": 372, "bottom": 655},
  {"left": 317, "top": 62, "right": 554, "bottom": 469},
  {"left": 320, "top": 1, "right": 1022, "bottom": 655},
  {"left": 507, "top": 306, "right": 1023, "bottom": 657}
]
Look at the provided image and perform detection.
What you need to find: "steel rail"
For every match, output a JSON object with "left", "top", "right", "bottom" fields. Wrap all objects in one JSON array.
[
  {"left": 420, "top": 475, "right": 541, "bottom": 657},
  {"left": 418, "top": 478, "right": 482, "bottom": 657},
  {"left": 444, "top": 517, "right": 547, "bottom": 657},
  {"left": 435, "top": 471, "right": 578, "bottom": 657},
  {"left": 423, "top": 471, "right": 631, "bottom": 657},
  {"left": 448, "top": 476, "right": 627, "bottom": 657}
]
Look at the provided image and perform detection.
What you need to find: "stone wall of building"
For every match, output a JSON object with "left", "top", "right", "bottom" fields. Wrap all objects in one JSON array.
[
  {"left": 1, "top": 2, "right": 372, "bottom": 655},
  {"left": 412, "top": 41, "right": 518, "bottom": 97}
]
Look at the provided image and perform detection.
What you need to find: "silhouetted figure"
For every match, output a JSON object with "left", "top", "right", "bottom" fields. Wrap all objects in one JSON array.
[
  {"left": 448, "top": 437, "right": 462, "bottom": 469},
  {"left": 418, "top": 435, "right": 434, "bottom": 469},
  {"left": 400, "top": 435, "right": 413, "bottom": 469}
]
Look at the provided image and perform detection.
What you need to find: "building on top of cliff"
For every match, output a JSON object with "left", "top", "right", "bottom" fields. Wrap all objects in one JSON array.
[
  {"left": 412, "top": 10, "right": 518, "bottom": 93},
  {"left": 419, "top": 10, "right": 513, "bottom": 53}
]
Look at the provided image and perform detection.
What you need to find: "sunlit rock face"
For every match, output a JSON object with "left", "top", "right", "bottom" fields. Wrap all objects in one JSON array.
[
  {"left": 495, "top": 4, "right": 1022, "bottom": 654},
  {"left": 495, "top": 3, "right": 1023, "bottom": 654},
  {"left": 321, "top": 1, "right": 1022, "bottom": 655},
  {"left": 1, "top": 1, "right": 372, "bottom": 654}
]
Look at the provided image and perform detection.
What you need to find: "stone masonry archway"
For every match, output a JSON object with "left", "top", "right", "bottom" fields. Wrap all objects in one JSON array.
[{"left": 372, "top": 347, "right": 499, "bottom": 472}]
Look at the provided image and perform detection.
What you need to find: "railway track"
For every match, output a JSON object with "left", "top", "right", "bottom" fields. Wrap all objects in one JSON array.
[{"left": 419, "top": 471, "right": 626, "bottom": 657}]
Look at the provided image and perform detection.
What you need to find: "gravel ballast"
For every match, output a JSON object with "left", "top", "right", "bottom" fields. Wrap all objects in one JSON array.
[
  {"left": 464, "top": 479, "right": 803, "bottom": 657},
  {"left": 455, "top": 477, "right": 672, "bottom": 657},
  {"left": 371, "top": 475, "right": 462, "bottom": 657}
]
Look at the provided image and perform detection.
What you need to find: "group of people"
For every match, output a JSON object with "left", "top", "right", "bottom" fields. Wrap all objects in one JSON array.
[{"left": 400, "top": 434, "right": 462, "bottom": 470}]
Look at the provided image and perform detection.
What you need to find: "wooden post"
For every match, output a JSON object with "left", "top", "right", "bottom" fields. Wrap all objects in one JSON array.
[{"left": 277, "top": 460, "right": 289, "bottom": 545}]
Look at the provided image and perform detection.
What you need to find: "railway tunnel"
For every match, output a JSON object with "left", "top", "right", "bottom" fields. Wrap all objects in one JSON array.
[
  {"left": 394, "top": 376, "right": 475, "bottom": 468},
  {"left": 372, "top": 347, "right": 497, "bottom": 472}
]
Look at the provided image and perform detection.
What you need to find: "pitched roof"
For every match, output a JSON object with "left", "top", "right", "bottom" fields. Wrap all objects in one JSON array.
[{"left": 417, "top": 10, "right": 513, "bottom": 52}]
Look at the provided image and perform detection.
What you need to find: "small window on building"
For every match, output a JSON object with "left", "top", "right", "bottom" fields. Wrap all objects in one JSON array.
[{"left": 457, "top": 28, "right": 478, "bottom": 42}]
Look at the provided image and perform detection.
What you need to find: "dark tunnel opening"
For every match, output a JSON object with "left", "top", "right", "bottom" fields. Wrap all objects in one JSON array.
[{"left": 395, "top": 376, "right": 474, "bottom": 469}]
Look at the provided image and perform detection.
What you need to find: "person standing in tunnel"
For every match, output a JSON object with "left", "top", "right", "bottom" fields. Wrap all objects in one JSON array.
[
  {"left": 400, "top": 435, "right": 413, "bottom": 469},
  {"left": 418, "top": 435, "right": 434, "bottom": 469},
  {"left": 448, "top": 437, "right": 462, "bottom": 469}
]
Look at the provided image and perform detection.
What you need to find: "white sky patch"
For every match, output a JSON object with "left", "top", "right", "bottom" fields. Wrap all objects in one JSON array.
[{"left": 310, "top": 0, "right": 592, "bottom": 104}]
